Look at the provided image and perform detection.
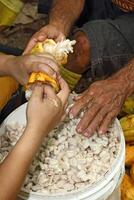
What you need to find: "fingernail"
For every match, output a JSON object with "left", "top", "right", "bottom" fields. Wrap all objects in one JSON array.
[
  {"left": 37, "top": 82, "right": 42, "bottom": 86},
  {"left": 57, "top": 74, "right": 61, "bottom": 78},
  {"left": 77, "top": 127, "right": 82, "bottom": 133},
  {"left": 39, "top": 35, "right": 45, "bottom": 40},
  {"left": 69, "top": 113, "right": 74, "bottom": 119},
  {"left": 53, "top": 72, "right": 57, "bottom": 79},
  {"left": 84, "top": 132, "right": 89, "bottom": 137},
  {"left": 98, "top": 130, "right": 103, "bottom": 135}
]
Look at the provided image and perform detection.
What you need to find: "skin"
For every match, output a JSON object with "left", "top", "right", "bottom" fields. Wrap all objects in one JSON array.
[
  {"left": 70, "top": 58, "right": 134, "bottom": 137},
  {"left": 24, "top": 0, "right": 85, "bottom": 53},
  {"left": 0, "top": 53, "right": 60, "bottom": 85},
  {"left": 25, "top": 0, "right": 134, "bottom": 136},
  {"left": 0, "top": 78, "right": 69, "bottom": 200},
  {"left": 64, "top": 31, "right": 90, "bottom": 74}
]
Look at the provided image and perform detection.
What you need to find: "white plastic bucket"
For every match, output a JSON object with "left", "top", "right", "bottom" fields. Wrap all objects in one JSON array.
[{"left": 0, "top": 103, "right": 125, "bottom": 200}]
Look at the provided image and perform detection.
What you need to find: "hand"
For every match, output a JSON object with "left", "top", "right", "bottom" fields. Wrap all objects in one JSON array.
[
  {"left": 26, "top": 78, "right": 70, "bottom": 134},
  {"left": 6, "top": 54, "right": 59, "bottom": 85},
  {"left": 65, "top": 31, "right": 90, "bottom": 74},
  {"left": 24, "top": 24, "right": 65, "bottom": 54},
  {"left": 70, "top": 77, "right": 128, "bottom": 137}
]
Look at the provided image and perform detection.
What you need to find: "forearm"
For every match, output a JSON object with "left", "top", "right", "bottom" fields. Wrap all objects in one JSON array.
[
  {"left": 111, "top": 58, "right": 134, "bottom": 96},
  {"left": 0, "top": 125, "right": 47, "bottom": 200},
  {"left": 49, "top": 0, "right": 85, "bottom": 36},
  {"left": 21, "top": 0, "right": 29, "bottom": 3},
  {"left": 0, "top": 54, "right": 15, "bottom": 77}
]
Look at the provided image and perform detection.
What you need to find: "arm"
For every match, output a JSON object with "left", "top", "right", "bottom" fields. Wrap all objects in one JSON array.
[
  {"left": 0, "top": 54, "right": 14, "bottom": 76},
  {"left": 0, "top": 53, "right": 59, "bottom": 85},
  {"left": 0, "top": 125, "right": 48, "bottom": 200},
  {"left": 49, "top": 0, "right": 85, "bottom": 36},
  {"left": 0, "top": 79, "right": 69, "bottom": 200},
  {"left": 24, "top": 0, "right": 85, "bottom": 53},
  {"left": 112, "top": 58, "right": 134, "bottom": 96},
  {"left": 70, "top": 58, "right": 134, "bottom": 136}
]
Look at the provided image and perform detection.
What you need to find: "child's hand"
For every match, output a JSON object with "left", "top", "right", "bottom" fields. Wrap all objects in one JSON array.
[
  {"left": 26, "top": 78, "right": 70, "bottom": 135},
  {"left": 5, "top": 54, "right": 59, "bottom": 85}
]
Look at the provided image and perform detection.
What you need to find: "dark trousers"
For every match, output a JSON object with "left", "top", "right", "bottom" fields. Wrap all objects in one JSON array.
[{"left": 38, "top": 0, "right": 134, "bottom": 81}]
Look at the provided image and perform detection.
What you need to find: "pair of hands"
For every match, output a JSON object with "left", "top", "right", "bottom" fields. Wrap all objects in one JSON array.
[
  {"left": 5, "top": 24, "right": 67, "bottom": 137},
  {"left": 24, "top": 24, "right": 126, "bottom": 136},
  {"left": 10, "top": 24, "right": 127, "bottom": 136},
  {"left": 6, "top": 24, "right": 64, "bottom": 85},
  {"left": 28, "top": 75, "right": 126, "bottom": 137},
  {"left": 70, "top": 77, "right": 127, "bottom": 137},
  {"left": 26, "top": 77, "right": 70, "bottom": 135},
  {"left": 7, "top": 53, "right": 59, "bottom": 85}
]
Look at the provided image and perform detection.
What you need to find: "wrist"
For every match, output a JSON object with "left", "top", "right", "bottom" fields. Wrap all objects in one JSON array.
[
  {"left": 26, "top": 122, "right": 48, "bottom": 137},
  {"left": 110, "top": 61, "right": 134, "bottom": 97},
  {"left": 49, "top": 21, "right": 69, "bottom": 36},
  {"left": 110, "top": 74, "right": 128, "bottom": 94},
  {"left": 0, "top": 55, "right": 15, "bottom": 76}
]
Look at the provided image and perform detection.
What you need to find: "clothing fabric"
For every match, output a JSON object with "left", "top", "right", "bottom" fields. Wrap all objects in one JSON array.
[
  {"left": 76, "top": 0, "right": 133, "bottom": 26},
  {"left": 112, "top": 0, "right": 134, "bottom": 12},
  {"left": 38, "top": 0, "right": 134, "bottom": 85},
  {"left": 81, "top": 14, "right": 134, "bottom": 80},
  {"left": 38, "top": 0, "right": 52, "bottom": 14},
  {"left": 76, "top": 0, "right": 134, "bottom": 82}
]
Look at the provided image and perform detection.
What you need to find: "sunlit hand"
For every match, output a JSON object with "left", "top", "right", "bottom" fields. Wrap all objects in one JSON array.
[
  {"left": 6, "top": 53, "right": 59, "bottom": 85},
  {"left": 27, "top": 77, "right": 70, "bottom": 134},
  {"left": 24, "top": 24, "right": 65, "bottom": 54},
  {"left": 70, "top": 78, "right": 127, "bottom": 137}
]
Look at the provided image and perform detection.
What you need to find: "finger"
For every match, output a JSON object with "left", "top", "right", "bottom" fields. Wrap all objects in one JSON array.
[
  {"left": 73, "top": 92, "right": 85, "bottom": 101},
  {"left": 37, "top": 33, "right": 47, "bottom": 41},
  {"left": 29, "top": 62, "right": 57, "bottom": 78},
  {"left": 30, "top": 84, "right": 43, "bottom": 101},
  {"left": 24, "top": 37, "right": 38, "bottom": 54},
  {"left": 20, "top": 73, "right": 29, "bottom": 85},
  {"left": 99, "top": 111, "right": 118, "bottom": 134},
  {"left": 61, "top": 112, "right": 67, "bottom": 121},
  {"left": 39, "top": 64, "right": 57, "bottom": 79},
  {"left": 70, "top": 94, "right": 93, "bottom": 118},
  {"left": 82, "top": 107, "right": 108, "bottom": 137},
  {"left": 44, "top": 85, "right": 57, "bottom": 99},
  {"left": 55, "top": 33, "right": 65, "bottom": 42},
  {"left": 24, "top": 31, "right": 47, "bottom": 54},
  {"left": 76, "top": 102, "right": 101, "bottom": 134},
  {"left": 33, "top": 55, "right": 60, "bottom": 74},
  {"left": 36, "top": 53, "right": 57, "bottom": 62},
  {"left": 72, "top": 89, "right": 89, "bottom": 102},
  {"left": 57, "top": 78, "right": 70, "bottom": 105},
  {"left": 65, "top": 102, "right": 69, "bottom": 110}
]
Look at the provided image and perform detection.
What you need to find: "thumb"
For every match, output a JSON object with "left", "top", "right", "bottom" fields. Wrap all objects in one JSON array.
[
  {"left": 44, "top": 85, "right": 57, "bottom": 99},
  {"left": 30, "top": 84, "right": 43, "bottom": 101},
  {"left": 38, "top": 34, "right": 47, "bottom": 41},
  {"left": 55, "top": 33, "right": 66, "bottom": 42},
  {"left": 57, "top": 78, "right": 70, "bottom": 105},
  {"left": 23, "top": 38, "right": 38, "bottom": 54}
]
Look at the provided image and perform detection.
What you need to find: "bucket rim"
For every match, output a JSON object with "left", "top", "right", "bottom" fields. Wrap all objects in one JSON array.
[{"left": 0, "top": 103, "right": 125, "bottom": 198}]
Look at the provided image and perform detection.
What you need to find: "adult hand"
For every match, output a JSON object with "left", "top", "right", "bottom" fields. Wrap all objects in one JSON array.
[
  {"left": 70, "top": 77, "right": 128, "bottom": 137},
  {"left": 6, "top": 53, "right": 59, "bottom": 85},
  {"left": 27, "top": 77, "right": 70, "bottom": 134},
  {"left": 24, "top": 24, "right": 65, "bottom": 54}
]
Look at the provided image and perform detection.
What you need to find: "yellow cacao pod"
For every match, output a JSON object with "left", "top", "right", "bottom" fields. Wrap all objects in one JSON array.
[
  {"left": 122, "top": 97, "right": 134, "bottom": 114},
  {"left": 120, "top": 115, "right": 134, "bottom": 142},
  {"left": 125, "top": 187, "right": 134, "bottom": 200},
  {"left": 121, "top": 174, "right": 133, "bottom": 200},
  {"left": 130, "top": 164, "right": 134, "bottom": 182},
  {"left": 125, "top": 145, "right": 134, "bottom": 167}
]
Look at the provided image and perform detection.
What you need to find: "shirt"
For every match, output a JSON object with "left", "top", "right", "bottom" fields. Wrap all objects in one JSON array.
[{"left": 112, "top": 0, "right": 134, "bottom": 12}]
